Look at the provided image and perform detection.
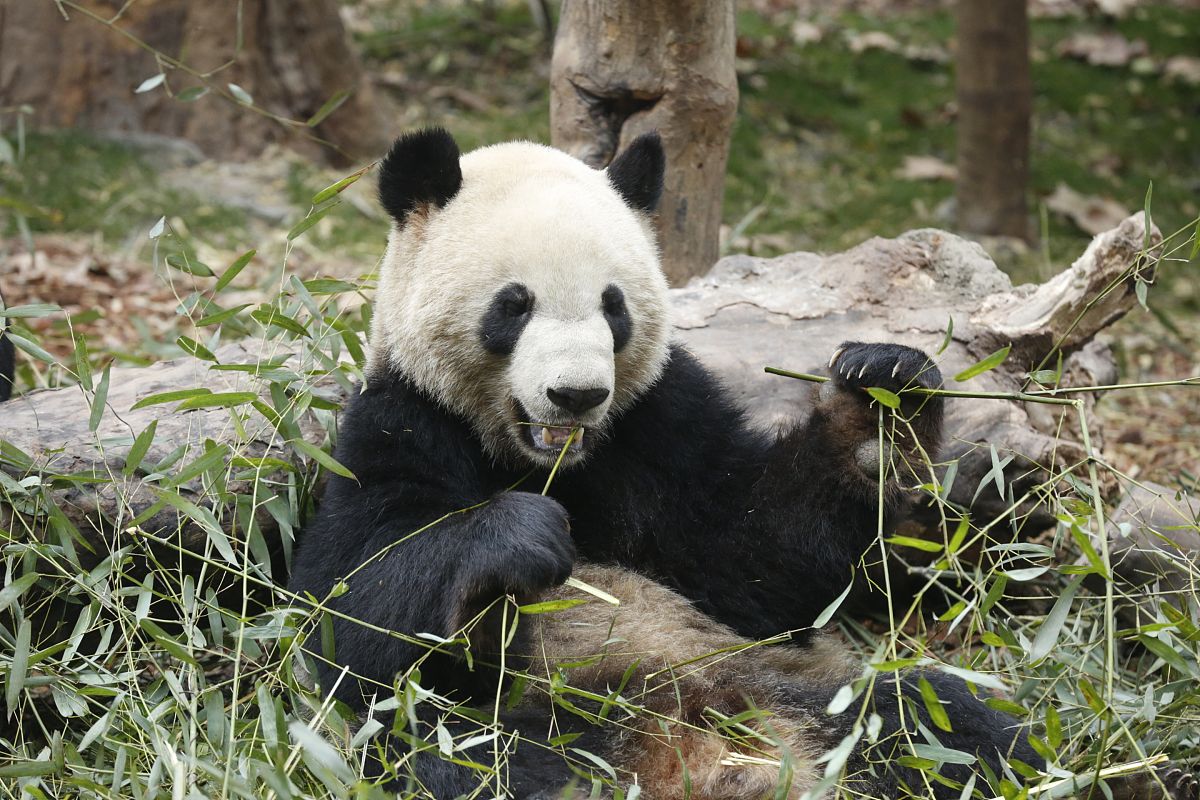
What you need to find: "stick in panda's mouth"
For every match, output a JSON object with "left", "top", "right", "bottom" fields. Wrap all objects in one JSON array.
[{"left": 529, "top": 423, "right": 585, "bottom": 451}]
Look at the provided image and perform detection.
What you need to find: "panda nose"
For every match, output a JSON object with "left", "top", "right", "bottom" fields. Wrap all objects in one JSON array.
[{"left": 546, "top": 386, "right": 610, "bottom": 414}]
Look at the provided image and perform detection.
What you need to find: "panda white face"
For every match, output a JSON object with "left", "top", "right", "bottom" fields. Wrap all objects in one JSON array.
[{"left": 368, "top": 130, "right": 671, "bottom": 467}]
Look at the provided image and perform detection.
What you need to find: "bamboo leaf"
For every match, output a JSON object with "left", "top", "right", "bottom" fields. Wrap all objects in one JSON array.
[
  {"left": 306, "top": 89, "right": 350, "bottom": 127},
  {"left": 813, "top": 577, "right": 854, "bottom": 628},
  {"left": 214, "top": 249, "right": 256, "bottom": 293},
  {"left": 947, "top": 516, "right": 970, "bottom": 554},
  {"left": 251, "top": 306, "right": 309, "bottom": 337},
  {"left": 123, "top": 420, "right": 158, "bottom": 477},
  {"left": 866, "top": 387, "right": 901, "bottom": 408},
  {"left": 311, "top": 168, "right": 368, "bottom": 205},
  {"left": 885, "top": 535, "right": 943, "bottom": 552},
  {"left": 177, "top": 335, "right": 217, "bottom": 362},
  {"left": 139, "top": 618, "right": 199, "bottom": 666},
  {"left": 303, "top": 278, "right": 359, "bottom": 295},
  {"left": 287, "top": 201, "right": 340, "bottom": 241},
  {"left": 0, "top": 761, "right": 57, "bottom": 778},
  {"left": 131, "top": 388, "right": 212, "bottom": 410},
  {"left": 292, "top": 438, "right": 356, "bottom": 480},
  {"left": 195, "top": 303, "right": 251, "bottom": 327},
  {"left": 149, "top": 487, "right": 238, "bottom": 568},
  {"left": 937, "top": 315, "right": 954, "bottom": 355},
  {"left": 954, "top": 345, "right": 1010, "bottom": 383},
  {"left": 7, "top": 617, "right": 31, "bottom": 711},
  {"left": 135, "top": 73, "right": 165, "bottom": 93},
  {"left": 6, "top": 332, "right": 56, "bottom": 364},
  {"left": 73, "top": 334, "right": 93, "bottom": 392},
  {"left": 1045, "top": 704, "right": 1062, "bottom": 750},
  {"left": 176, "top": 85, "right": 209, "bottom": 102},
  {"left": 175, "top": 391, "right": 257, "bottom": 411},
  {"left": 519, "top": 599, "right": 588, "bottom": 615},
  {"left": 1142, "top": 181, "right": 1153, "bottom": 253},
  {"left": 0, "top": 572, "right": 38, "bottom": 613},
  {"left": 88, "top": 364, "right": 111, "bottom": 432},
  {"left": 1029, "top": 574, "right": 1083, "bottom": 662},
  {"left": 0, "top": 303, "right": 62, "bottom": 318},
  {"left": 228, "top": 83, "right": 253, "bottom": 105},
  {"left": 166, "top": 253, "right": 214, "bottom": 277}
]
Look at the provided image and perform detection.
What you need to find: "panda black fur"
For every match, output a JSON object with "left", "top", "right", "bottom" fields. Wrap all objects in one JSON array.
[
  {"left": 1, "top": 289, "right": 14, "bottom": 402},
  {"left": 290, "top": 128, "right": 1041, "bottom": 798},
  {"left": 0, "top": 328, "right": 12, "bottom": 402}
]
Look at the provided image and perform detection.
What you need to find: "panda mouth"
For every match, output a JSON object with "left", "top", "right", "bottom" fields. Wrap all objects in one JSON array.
[{"left": 528, "top": 422, "right": 585, "bottom": 452}]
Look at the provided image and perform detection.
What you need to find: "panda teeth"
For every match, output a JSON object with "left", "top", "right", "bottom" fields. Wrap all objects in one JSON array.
[{"left": 535, "top": 425, "right": 585, "bottom": 450}]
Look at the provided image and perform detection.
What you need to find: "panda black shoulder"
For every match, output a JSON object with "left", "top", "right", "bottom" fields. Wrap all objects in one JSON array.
[
  {"left": 602, "top": 345, "right": 765, "bottom": 467},
  {"left": 332, "top": 370, "right": 488, "bottom": 487}
]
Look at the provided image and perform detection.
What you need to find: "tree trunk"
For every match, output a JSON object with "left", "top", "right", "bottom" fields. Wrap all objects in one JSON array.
[
  {"left": 0, "top": 0, "right": 390, "bottom": 166},
  {"left": 954, "top": 0, "right": 1032, "bottom": 240},
  {"left": 550, "top": 0, "right": 738, "bottom": 286}
]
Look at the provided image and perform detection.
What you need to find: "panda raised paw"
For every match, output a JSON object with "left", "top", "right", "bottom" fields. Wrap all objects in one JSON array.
[
  {"left": 828, "top": 340, "right": 942, "bottom": 397},
  {"left": 1162, "top": 766, "right": 1200, "bottom": 800}
]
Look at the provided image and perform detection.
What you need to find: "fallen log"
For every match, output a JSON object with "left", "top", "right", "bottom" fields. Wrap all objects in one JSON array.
[{"left": 0, "top": 215, "right": 1160, "bottom": 577}]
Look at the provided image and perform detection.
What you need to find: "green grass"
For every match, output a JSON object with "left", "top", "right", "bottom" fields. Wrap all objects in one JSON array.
[{"left": 4, "top": 130, "right": 247, "bottom": 250}]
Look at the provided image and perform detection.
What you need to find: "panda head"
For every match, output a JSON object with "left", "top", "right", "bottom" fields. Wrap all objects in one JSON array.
[{"left": 369, "top": 128, "right": 670, "bottom": 468}]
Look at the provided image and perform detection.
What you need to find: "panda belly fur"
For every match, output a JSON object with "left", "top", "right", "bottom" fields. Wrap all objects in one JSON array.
[{"left": 288, "top": 128, "right": 1043, "bottom": 799}]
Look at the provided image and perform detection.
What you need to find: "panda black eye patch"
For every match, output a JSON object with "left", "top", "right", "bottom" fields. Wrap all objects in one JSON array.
[
  {"left": 602, "top": 284, "right": 632, "bottom": 353},
  {"left": 480, "top": 283, "right": 534, "bottom": 355}
]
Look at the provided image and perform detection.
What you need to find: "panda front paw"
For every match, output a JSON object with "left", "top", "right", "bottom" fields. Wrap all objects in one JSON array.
[
  {"left": 828, "top": 341, "right": 942, "bottom": 397},
  {"left": 815, "top": 342, "right": 945, "bottom": 483},
  {"left": 469, "top": 491, "right": 576, "bottom": 598},
  {"left": 1162, "top": 766, "right": 1200, "bottom": 800}
]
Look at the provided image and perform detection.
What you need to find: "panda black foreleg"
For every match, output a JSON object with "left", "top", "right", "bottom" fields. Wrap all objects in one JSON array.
[
  {"left": 862, "top": 670, "right": 1043, "bottom": 797},
  {"left": 778, "top": 669, "right": 1041, "bottom": 799},
  {"left": 809, "top": 341, "right": 944, "bottom": 493},
  {"left": 363, "top": 703, "right": 593, "bottom": 799},
  {"left": 0, "top": 320, "right": 14, "bottom": 402},
  {"left": 303, "top": 490, "right": 575, "bottom": 708}
]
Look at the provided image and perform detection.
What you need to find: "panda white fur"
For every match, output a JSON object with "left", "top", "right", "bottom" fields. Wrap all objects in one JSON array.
[{"left": 290, "top": 129, "right": 1044, "bottom": 799}]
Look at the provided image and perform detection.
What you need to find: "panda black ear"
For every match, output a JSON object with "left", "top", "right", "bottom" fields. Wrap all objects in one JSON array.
[
  {"left": 606, "top": 132, "right": 665, "bottom": 214},
  {"left": 378, "top": 127, "right": 463, "bottom": 225}
]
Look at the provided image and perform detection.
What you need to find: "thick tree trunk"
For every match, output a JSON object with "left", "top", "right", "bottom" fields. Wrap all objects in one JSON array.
[
  {"left": 0, "top": 0, "right": 390, "bottom": 165},
  {"left": 550, "top": 0, "right": 738, "bottom": 286},
  {"left": 954, "top": 0, "right": 1032, "bottom": 240}
]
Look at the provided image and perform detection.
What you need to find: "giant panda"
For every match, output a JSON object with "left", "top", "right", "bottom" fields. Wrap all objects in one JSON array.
[{"left": 289, "top": 128, "right": 1052, "bottom": 799}]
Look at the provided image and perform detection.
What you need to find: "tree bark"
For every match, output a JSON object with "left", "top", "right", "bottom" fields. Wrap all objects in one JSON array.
[
  {"left": 550, "top": 0, "right": 738, "bottom": 286},
  {"left": 0, "top": 0, "right": 391, "bottom": 165},
  {"left": 954, "top": 0, "right": 1032, "bottom": 240}
]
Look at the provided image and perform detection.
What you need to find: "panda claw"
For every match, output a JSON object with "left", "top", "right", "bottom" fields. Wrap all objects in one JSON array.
[
  {"left": 858, "top": 364, "right": 867, "bottom": 380},
  {"left": 892, "top": 360, "right": 901, "bottom": 379},
  {"left": 828, "top": 346, "right": 846, "bottom": 369}
]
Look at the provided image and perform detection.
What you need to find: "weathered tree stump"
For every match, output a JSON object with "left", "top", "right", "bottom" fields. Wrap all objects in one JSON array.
[{"left": 550, "top": 0, "right": 738, "bottom": 285}]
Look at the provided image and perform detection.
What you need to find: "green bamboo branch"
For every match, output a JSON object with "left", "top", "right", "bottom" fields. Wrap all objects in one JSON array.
[{"left": 764, "top": 366, "right": 1078, "bottom": 406}]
